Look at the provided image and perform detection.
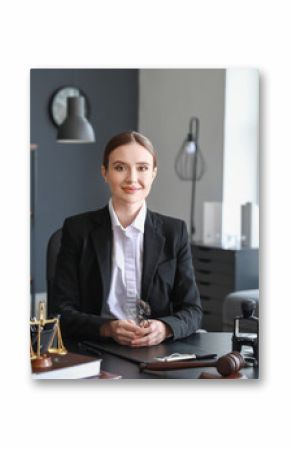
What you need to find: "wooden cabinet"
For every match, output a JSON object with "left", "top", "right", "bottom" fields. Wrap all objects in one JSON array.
[{"left": 191, "top": 243, "right": 259, "bottom": 331}]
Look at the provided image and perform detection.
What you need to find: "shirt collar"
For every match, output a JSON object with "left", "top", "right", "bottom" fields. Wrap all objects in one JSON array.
[{"left": 109, "top": 198, "right": 146, "bottom": 234}]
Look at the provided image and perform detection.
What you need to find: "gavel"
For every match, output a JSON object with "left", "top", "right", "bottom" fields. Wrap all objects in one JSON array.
[{"left": 140, "top": 351, "right": 246, "bottom": 378}]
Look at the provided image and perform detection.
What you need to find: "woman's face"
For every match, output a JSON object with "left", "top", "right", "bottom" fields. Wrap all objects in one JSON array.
[{"left": 102, "top": 143, "right": 157, "bottom": 207}]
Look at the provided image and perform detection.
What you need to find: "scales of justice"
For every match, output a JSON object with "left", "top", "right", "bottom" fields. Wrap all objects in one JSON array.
[{"left": 30, "top": 301, "right": 67, "bottom": 369}]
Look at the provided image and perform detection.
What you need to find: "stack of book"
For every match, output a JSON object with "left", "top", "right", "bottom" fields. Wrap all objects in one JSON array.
[{"left": 31, "top": 352, "right": 121, "bottom": 380}]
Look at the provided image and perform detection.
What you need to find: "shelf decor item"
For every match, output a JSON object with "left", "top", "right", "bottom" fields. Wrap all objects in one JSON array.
[
  {"left": 175, "top": 117, "right": 205, "bottom": 242},
  {"left": 241, "top": 202, "right": 259, "bottom": 248}
]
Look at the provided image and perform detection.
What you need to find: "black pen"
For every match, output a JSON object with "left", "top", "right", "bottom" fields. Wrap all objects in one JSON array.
[{"left": 195, "top": 353, "right": 217, "bottom": 360}]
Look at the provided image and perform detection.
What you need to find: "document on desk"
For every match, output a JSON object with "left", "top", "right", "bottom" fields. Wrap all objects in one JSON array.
[{"left": 82, "top": 337, "right": 216, "bottom": 364}]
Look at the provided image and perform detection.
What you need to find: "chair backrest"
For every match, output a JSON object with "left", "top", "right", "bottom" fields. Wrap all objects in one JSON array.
[{"left": 46, "top": 228, "right": 62, "bottom": 316}]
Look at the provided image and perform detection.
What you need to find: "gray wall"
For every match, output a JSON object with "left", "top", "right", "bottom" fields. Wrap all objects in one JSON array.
[
  {"left": 138, "top": 69, "right": 226, "bottom": 241},
  {"left": 30, "top": 69, "right": 138, "bottom": 296}
]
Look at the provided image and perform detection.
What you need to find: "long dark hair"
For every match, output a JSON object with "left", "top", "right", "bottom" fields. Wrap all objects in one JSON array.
[{"left": 102, "top": 131, "right": 157, "bottom": 169}]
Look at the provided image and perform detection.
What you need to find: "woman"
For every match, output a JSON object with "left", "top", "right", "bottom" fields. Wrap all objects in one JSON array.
[{"left": 54, "top": 131, "right": 202, "bottom": 346}]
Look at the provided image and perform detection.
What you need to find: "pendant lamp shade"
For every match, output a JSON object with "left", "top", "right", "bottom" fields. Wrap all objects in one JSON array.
[{"left": 57, "top": 96, "right": 95, "bottom": 143}]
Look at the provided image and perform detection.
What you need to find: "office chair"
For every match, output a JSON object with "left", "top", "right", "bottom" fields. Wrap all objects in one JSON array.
[{"left": 46, "top": 228, "right": 62, "bottom": 317}]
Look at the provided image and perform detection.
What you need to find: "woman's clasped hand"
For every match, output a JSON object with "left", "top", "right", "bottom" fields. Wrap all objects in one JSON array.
[{"left": 100, "top": 319, "right": 171, "bottom": 346}]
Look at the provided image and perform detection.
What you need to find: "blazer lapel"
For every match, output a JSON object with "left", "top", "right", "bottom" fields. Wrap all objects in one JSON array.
[
  {"left": 141, "top": 211, "right": 165, "bottom": 301},
  {"left": 90, "top": 207, "right": 112, "bottom": 303}
]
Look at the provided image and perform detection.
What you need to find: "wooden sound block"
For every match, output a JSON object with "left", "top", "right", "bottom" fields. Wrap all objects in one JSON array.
[{"left": 199, "top": 371, "right": 248, "bottom": 379}]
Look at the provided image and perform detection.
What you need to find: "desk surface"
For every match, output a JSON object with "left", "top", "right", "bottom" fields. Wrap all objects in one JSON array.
[{"left": 68, "top": 332, "right": 259, "bottom": 380}]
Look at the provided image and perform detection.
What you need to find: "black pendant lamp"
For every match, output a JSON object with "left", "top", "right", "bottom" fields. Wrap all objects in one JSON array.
[{"left": 57, "top": 96, "right": 95, "bottom": 143}]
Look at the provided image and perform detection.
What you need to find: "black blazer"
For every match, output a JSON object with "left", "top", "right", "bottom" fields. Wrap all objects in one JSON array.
[{"left": 53, "top": 206, "right": 202, "bottom": 341}]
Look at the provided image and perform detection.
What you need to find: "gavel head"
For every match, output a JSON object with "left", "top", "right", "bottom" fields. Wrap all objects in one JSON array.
[{"left": 216, "top": 352, "right": 245, "bottom": 376}]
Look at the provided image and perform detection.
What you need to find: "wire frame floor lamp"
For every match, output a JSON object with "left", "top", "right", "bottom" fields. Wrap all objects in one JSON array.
[{"left": 175, "top": 117, "right": 206, "bottom": 243}]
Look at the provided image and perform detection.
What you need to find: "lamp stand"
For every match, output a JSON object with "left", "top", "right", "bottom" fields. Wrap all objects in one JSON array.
[{"left": 190, "top": 152, "right": 198, "bottom": 243}]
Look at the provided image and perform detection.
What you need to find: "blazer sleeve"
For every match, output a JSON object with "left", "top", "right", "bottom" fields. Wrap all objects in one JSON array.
[
  {"left": 158, "top": 221, "right": 203, "bottom": 340},
  {"left": 53, "top": 218, "right": 108, "bottom": 341}
]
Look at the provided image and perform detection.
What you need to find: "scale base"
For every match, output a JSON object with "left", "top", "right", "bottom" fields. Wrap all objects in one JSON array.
[{"left": 31, "top": 354, "right": 53, "bottom": 370}]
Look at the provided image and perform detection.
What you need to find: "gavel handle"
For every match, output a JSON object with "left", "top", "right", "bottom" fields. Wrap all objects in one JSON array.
[{"left": 140, "top": 360, "right": 217, "bottom": 371}]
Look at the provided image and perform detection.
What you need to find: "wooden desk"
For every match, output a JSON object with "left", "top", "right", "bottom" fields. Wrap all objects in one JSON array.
[{"left": 67, "top": 332, "right": 259, "bottom": 380}]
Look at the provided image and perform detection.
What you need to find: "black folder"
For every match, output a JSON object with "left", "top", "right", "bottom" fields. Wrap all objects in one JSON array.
[{"left": 81, "top": 333, "right": 218, "bottom": 364}]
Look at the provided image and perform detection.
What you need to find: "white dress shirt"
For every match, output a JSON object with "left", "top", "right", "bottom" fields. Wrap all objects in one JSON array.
[{"left": 101, "top": 199, "right": 147, "bottom": 321}]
